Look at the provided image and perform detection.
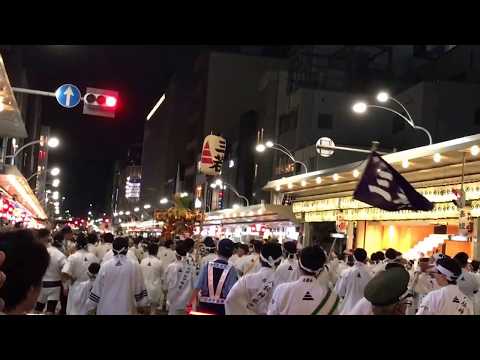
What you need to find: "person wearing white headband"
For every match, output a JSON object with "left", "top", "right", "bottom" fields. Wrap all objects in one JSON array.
[
  {"left": 87, "top": 237, "right": 149, "bottom": 315},
  {"left": 275, "top": 240, "right": 300, "bottom": 286},
  {"left": 200, "top": 237, "right": 217, "bottom": 269},
  {"left": 267, "top": 246, "right": 340, "bottom": 315},
  {"left": 334, "top": 248, "right": 372, "bottom": 315},
  {"left": 225, "top": 243, "right": 282, "bottom": 315},
  {"left": 101, "top": 239, "right": 138, "bottom": 264},
  {"left": 417, "top": 256, "right": 473, "bottom": 315},
  {"left": 163, "top": 241, "right": 197, "bottom": 315}
]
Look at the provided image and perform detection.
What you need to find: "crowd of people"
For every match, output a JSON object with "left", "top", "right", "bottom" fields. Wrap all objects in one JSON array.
[{"left": 0, "top": 225, "right": 479, "bottom": 315}]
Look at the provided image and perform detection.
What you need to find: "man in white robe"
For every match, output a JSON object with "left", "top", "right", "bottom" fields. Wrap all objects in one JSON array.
[
  {"left": 407, "top": 257, "right": 439, "bottom": 315},
  {"left": 225, "top": 243, "right": 283, "bottom": 315},
  {"left": 163, "top": 242, "right": 196, "bottom": 315},
  {"left": 140, "top": 242, "right": 164, "bottom": 315},
  {"left": 68, "top": 262, "right": 100, "bottom": 315},
  {"left": 87, "top": 237, "right": 149, "bottom": 315},
  {"left": 417, "top": 256, "right": 474, "bottom": 315},
  {"left": 200, "top": 237, "right": 217, "bottom": 269},
  {"left": 229, "top": 243, "right": 248, "bottom": 270},
  {"left": 350, "top": 267, "right": 411, "bottom": 315},
  {"left": 453, "top": 252, "right": 480, "bottom": 303},
  {"left": 335, "top": 248, "right": 372, "bottom": 315},
  {"left": 237, "top": 240, "right": 262, "bottom": 276},
  {"left": 35, "top": 229, "right": 66, "bottom": 315},
  {"left": 61, "top": 234, "right": 99, "bottom": 315},
  {"left": 276, "top": 240, "right": 300, "bottom": 286},
  {"left": 267, "top": 245, "right": 340, "bottom": 315}
]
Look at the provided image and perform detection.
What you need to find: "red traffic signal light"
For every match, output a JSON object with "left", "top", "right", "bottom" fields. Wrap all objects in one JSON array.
[
  {"left": 84, "top": 93, "right": 118, "bottom": 108},
  {"left": 83, "top": 87, "right": 119, "bottom": 118}
]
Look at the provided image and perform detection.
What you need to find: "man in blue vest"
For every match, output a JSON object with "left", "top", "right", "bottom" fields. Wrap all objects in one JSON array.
[{"left": 188, "top": 238, "right": 239, "bottom": 315}]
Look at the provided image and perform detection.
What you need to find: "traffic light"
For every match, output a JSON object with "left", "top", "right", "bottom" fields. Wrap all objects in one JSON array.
[{"left": 83, "top": 87, "right": 119, "bottom": 118}]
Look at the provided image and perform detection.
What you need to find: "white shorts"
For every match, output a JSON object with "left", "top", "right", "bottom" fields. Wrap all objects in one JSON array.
[{"left": 37, "top": 286, "right": 61, "bottom": 304}]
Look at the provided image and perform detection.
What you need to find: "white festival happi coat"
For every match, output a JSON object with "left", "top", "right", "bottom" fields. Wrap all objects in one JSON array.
[
  {"left": 417, "top": 284, "right": 474, "bottom": 315},
  {"left": 267, "top": 275, "right": 340, "bottom": 315},
  {"left": 275, "top": 257, "right": 301, "bottom": 286},
  {"left": 237, "top": 254, "right": 261, "bottom": 276},
  {"left": 62, "top": 249, "right": 99, "bottom": 315},
  {"left": 157, "top": 247, "right": 177, "bottom": 273},
  {"left": 164, "top": 258, "right": 196, "bottom": 315},
  {"left": 334, "top": 262, "right": 372, "bottom": 315},
  {"left": 225, "top": 267, "right": 279, "bottom": 315},
  {"left": 140, "top": 255, "right": 164, "bottom": 305},
  {"left": 87, "top": 254, "right": 148, "bottom": 315}
]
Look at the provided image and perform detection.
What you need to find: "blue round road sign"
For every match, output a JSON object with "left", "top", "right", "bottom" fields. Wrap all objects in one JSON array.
[{"left": 55, "top": 84, "right": 81, "bottom": 108}]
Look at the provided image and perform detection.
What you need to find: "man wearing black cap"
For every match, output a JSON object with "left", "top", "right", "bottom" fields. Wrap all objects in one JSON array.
[
  {"left": 188, "top": 238, "right": 239, "bottom": 315},
  {"left": 335, "top": 248, "right": 372, "bottom": 315},
  {"left": 225, "top": 243, "right": 283, "bottom": 315},
  {"left": 417, "top": 256, "right": 473, "bottom": 315},
  {"left": 267, "top": 246, "right": 340, "bottom": 315}
]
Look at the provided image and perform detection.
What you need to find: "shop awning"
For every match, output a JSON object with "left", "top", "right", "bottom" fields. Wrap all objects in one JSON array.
[
  {"left": 0, "top": 164, "right": 47, "bottom": 220},
  {"left": 0, "top": 53, "right": 28, "bottom": 138},
  {"left": 203, "top": 204, "right": 299, "bottom": 226},
  {"left": 264, "top": 133, "right": 480, "bottom": 202}
]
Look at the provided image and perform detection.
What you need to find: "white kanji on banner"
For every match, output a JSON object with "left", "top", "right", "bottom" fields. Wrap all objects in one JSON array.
[{"left": 199, "top": 135, "right": 226, "bottom": 176}]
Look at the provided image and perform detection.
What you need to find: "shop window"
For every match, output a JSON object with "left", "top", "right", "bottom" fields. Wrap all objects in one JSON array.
[{"left": 317, "top": 113, "right": 333, "bottom": 129}]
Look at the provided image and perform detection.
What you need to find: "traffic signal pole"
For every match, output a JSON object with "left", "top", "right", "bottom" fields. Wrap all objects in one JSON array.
[{"left": 11, "top": 87, "right": 58, "bottom": 98}]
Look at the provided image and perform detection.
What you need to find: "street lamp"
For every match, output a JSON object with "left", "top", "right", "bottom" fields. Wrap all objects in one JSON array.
[
  {"left": 50, "top": 167, "right": 61, "bottom": 176},
  {"left": 352, "top": 91, "right": 433, "bottom": 145},
  {"left": 160, "top": 198, "right": 168, "bottom": 205},
  {"left": 134, "top": 207, "right": 140, "bottom": 212},
  {"left": 52, "top": 178, "right": 60, "bottom": 188},
  {"left": 211, "top": 179, "right": 249, "bottom": 206},
  {"left": 6, "top": 136, "right": 60, "bottom": 164},
  {"left": 143, "top": 204, "right": 151, "bottom": 209},
  {"left": 256, "top": 140, "right": 308, "bottom": 174},
  {"left": 180, "top": 192, "right": 188, "bottom": 198}
]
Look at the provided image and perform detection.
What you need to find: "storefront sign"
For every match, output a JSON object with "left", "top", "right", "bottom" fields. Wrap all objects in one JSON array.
[
  {"left": 304, "top": 201, "right": 480, "bottom": 222},
  {"left": 294, "top": 181, "right": 480, "bottom": 215}
]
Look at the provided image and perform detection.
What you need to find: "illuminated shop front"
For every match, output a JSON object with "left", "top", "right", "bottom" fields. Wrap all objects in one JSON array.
[
  {"left": 263, "top": 134, "right": 480, "bottom": 259},
  {"left": 201, "top": 204, "right": 300, "bottom": 244},
  {"left": 0, "top": 165, "right": 48, "bottom": 228}
]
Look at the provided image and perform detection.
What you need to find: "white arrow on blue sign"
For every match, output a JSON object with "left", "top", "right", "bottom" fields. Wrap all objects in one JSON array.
[{"left": 55, "top": 84, "right": 81, "bottom": 108}]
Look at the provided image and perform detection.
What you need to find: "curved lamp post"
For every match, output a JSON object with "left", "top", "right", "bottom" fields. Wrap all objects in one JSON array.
[
  {"left": 256, "top": 140, "right": 308, "bottom": 173},
  {"left": 352, "top": 91, "right": 433, "bottom": 145},
  {"left": 210, "top": 179, "right": 249, "bottom": 206},
  {"left": 6, "top": 137, "right": 60, "bottom": 165}
]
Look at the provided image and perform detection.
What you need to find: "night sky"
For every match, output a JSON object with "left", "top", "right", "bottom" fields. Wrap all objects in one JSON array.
[
  {"left": 18, "top": 45, "right": 289, "bottom": 218},
  {"left": 20, "top": 45, "right": 204, "bottom": 217}
]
